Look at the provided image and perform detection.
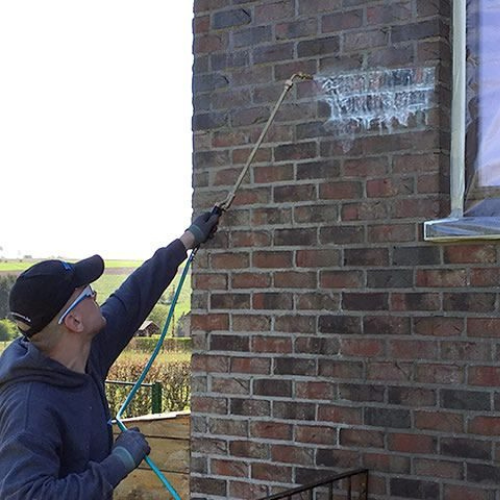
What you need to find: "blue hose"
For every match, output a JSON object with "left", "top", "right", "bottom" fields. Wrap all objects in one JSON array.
[{"left": 116, "top": 249, "right": 197, "bottom": 500}]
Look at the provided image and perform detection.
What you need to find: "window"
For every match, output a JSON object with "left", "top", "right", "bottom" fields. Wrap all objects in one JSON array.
[{"left": 424, "top": 0, "right": 500, "bottom": 241}]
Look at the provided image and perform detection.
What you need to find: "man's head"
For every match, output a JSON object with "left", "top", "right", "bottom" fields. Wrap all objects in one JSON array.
[{"left": 9, "top": 255, "right": 105, "bottom": 338}]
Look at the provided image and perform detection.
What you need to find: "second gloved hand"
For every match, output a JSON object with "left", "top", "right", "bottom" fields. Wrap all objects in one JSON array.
[
  {"left": 188, "top": 210, "right": 220, "bottom": 246},
  {"left": 112, "top": 427, "right": 151, "bottom": 474}
]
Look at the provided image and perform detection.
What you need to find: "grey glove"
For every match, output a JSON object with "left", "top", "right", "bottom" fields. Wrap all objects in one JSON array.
[
  {"left": 112, "top": 427, "right": 151, "bottom": 474},
  {"left": 188, "top": 210, "right": 220, "bottom": 246}
]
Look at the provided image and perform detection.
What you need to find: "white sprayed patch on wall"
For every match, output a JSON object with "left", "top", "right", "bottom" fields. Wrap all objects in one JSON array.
[{"left": 317, "top": 67, "right": 435, "bottom": 151}]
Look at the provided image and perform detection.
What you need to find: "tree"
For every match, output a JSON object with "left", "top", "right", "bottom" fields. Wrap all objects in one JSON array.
[
  {"left": 0, "top": 319, "right": 17, "bottom": 341},
  {"left": 0, "top": 275, "right": 16, "bottom": 319}
]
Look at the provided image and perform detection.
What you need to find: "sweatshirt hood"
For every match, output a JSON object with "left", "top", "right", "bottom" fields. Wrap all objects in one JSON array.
[{"left": 0, "top": 338, "right": 88, "bottom": 390}]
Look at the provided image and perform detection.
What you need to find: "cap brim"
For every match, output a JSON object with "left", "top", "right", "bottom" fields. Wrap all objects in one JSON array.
[{"left": 73, "top": 255, "right": 105, "bottom": 287}]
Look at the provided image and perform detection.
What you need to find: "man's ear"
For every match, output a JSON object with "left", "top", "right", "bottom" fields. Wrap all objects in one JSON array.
[{"left": 63, "top": 311, "right": 85, "bottom": 333}]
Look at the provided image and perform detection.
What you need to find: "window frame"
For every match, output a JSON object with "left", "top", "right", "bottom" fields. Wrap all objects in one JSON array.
[{"left": 423, "top": 0, "right": 500, "bottom": 242}]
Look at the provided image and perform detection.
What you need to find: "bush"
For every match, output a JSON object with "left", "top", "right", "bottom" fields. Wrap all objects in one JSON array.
[
  {"left": 128, "top": 336, "right": 192, "bottom": 353},
  {"left": 106, "top": 355, "right": 190, "bottom": 418},
  {"left": 0, "top": 319, "right": 18, "bottom": 341}
]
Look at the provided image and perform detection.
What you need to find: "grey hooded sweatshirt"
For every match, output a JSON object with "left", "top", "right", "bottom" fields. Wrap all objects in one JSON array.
[{"left": 0, "top": 240, "right": 187, "bottom": 499}]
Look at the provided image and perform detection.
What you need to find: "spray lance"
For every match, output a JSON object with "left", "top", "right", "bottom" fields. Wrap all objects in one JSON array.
[{"left": 115, "top": 72, "right": 313, "bottom": 499}]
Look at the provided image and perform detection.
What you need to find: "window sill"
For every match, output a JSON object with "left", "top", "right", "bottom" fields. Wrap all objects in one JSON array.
[{"left": 424, "top": 217, "right": 500, "bottom": 242}]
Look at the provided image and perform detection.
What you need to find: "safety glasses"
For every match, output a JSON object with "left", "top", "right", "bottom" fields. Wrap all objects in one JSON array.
[{"left": 57, "top": 285, "right": 97, "bottom": 325}]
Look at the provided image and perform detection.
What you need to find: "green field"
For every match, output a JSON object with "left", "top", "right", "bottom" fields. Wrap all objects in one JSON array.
[
  {"left": 0, "top": 258, "right": 192, "bottom": 334},
  {"left": 0, "top": 258, "right": 142, "bottom": 272}
]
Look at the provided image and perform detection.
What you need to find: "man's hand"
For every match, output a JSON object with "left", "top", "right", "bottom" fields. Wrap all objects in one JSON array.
[
  {"left": 112, "top": 427, "right": 151, "bottom": 474},
  {"left": 184, "top": 210, "right": 221, "bottom": 248}
]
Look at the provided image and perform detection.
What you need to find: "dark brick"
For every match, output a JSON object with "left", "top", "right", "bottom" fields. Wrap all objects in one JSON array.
[
  {"left": 390, "top": 477, "right": 439, "bottom": 499},
  {"left": 256, "top": 43, "right": 295, "bottom": 65},
  {"left": 345, "top": 248, "right": 389, "bottom": 266},
  {"left": 343, "top": 293, "right": 389, "bottom": 311},
  {"left": 211, "top": 50, "right": 250, "bottom": 71},
  {"left": 443, "top": 293, "right": 496, "bottom": 313},
  {"left": 339, "top": 384, "right": 385, "bottom": 402},
  {"left": 467, "top": 463, "right": 500, "bottom": 485},
  {"left": 274, "top": 142, "right": 318, "bottom": 161},
  {"left": 253, "top": 379, "right": 293, "bottom": 398},
  {"left": 393, "top": 246, "right": 441, "bottom": 266},
  {"left": 297, "top": 36, "right": 340, "bottom": 57},
  {"left": 193, "top": 112, "right": 227, "bottom": 130},
  {"left": 274, "top": 358, "right": 317, "bottom": 376},
  {"left": 193, "top": 73, "right": 229, "bottom": 93},
  {"left": 364, "top": 316, "right": 411, "bottom": 336},
  {"left": 296, "top": 160, "right": 341, "bottom": 180},
  {"left": 367, "top": 269, "right": 414, "bottom": 289},
  {"left": 274, "top": 228, "right": 317, "bottom": 247},
  {"left": 211, "top": 335, "right": 249, "bottom": 352},
  {"left": 320, "top": 226, "right": 365, "bottom": 245},
  {"left": 276, "top": 18, "right": 318, "bottom": 40},
  {"left": 212, "top": 8, "right": 251, "bottom": 29},
  {"left": 233, "top": 26, "right": 272, "bottom": 48},
  {"left": 441, "top": 438, "right": 491, "bottom": 460},
  {"left": 441, "top": 389, "right": 491, "bottom": 411},
  {"left": 392, "top": 19, "right": 445, "bottom": 43},
  {"left": 365, "top": 408, "right": 411, "bottom": 429},
  {"left": 273, "top": 402, "right": 316, "bottom": 421},
  {"left": 318, "top": 315, "right": 362, "bottom": 334}
]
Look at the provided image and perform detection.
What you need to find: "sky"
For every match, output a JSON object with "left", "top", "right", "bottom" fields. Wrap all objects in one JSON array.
[{"left": 0, "top": 1, "right": 194, "bottom": 260}]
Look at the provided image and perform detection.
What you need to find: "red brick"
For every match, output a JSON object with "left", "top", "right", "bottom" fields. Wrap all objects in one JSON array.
[
  {"left": 415, "top": 410, "right": 464, "bottom": 433},
  {"left": 413, "top": 316, "right": 464, "bottom": 336},
  {"left": 231, "top": 272, "right": 271, "bottom": 289},
  {"left": 444, "top": 245, "right": 497, "bottom": 264},
  {"left": 230, "top": 356, "right": 271, "bottom": 375},
  {"left": 194, "top": 34, "right": 227, "bottom": 54},
  {"left": 363, "top": 453, "right": 410, "bottom": 474},
  {"left": 254, "top": 164, "right": 294, "bottom": 184},
  {"left": 211, "top": 252, "right": 249, "bottom": 270},
  {"left": 470, "top": 267, "right": 500, "bottom": 286},
  {"left": 340, "top": 339, "right": 384, "bottom": 357},
  {"left": 319, "top": 180, "right": 363, "bottom": 199},
  {"left": 250, "top": 421, "right": 293, "bottom": 441},
  {"left": 271, "top": 444, "right": 315, "bottom": 465},
  {"left": 251, "top": 462, "right": 293, "bottom": 482},
  {"left": 296, "top": 249, "right": 340, "bottom": 267},
  {"left": 253, "top": 251, "right": 293, "bottom": 268},
  {"left": 192, "top": 354, "right": 230, "bottom": 373},
  {"left": 295, "top": 381, "right": 336, "bottom": 401},
  {"left": 275, "top": 271, "right": 317, "bottom": 288},
  {"left": 320, "top": 270, "right": 364, "bottom": 288},
  {"left": 388, "top": 340, "right": 438, "bottom": 360},
  {"left": 317, "top": 405, "right": 363, "bottom": 425},
  {"left": 367, "top": 223, "right": 416, "bottom": 243},
  {"left": 232, "top": 146, "right": 271, "bottom": 164},
  {"left": 469, "top": 366, "right": 500, "bottom": 387},
  {"left": 469, "top": 416, "right": 500, "bottom": 436},
  {"left": 254, "top": 0, "right": 295, "bottom": 23},
  {"left": 467, "top": 318, "right": 500, "bottom": 338},
  {"left": 444, "top": 484, "right": 495, "bottom": 500},
  {"left": 295, "top": 424, "right": 337, "bottom": 445},
  {"left": 416, "top": 364, "right": 464, "bottom": 384},
  {"left": 211, "top": 459, "right": 249, "bottom": 478},
  {"left": 251, "top": 335, "right": 293, "bottom": 353},
  {"left": 322, "top": 10, "right": 363, "bottom": 31},
  {"left": 340, "top": 428, "right": 385, "bottom": 448},
  {"left": 194, "top": 273, "right": 228, "bottom": 290},
  {"left": 388, "top": 433, "right": 436, "bottom": 454},
  {"left": 416, "top": 269, "right": 467, "bottom": 287},
  {"left": 232, "top": 314, "right": 271, "bottom": 332},
  {"left": 414, "top": 458, "right": 463, "bottom": 480},
  {"left": 191, "top": 313, "right": 229, "bottom": 332}
]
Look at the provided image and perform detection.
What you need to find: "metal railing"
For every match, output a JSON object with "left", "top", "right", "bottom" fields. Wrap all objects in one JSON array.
[
  {"left": 257, "top": 468, "right": 369, "bottom": 500},
  {"left": 105, "top": 379, "right": 163, "bottom": 414}
]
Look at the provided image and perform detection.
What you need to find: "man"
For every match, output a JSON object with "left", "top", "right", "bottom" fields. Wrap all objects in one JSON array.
[{"left": 0, "top": 211, "right": 219, "bottom": 499}]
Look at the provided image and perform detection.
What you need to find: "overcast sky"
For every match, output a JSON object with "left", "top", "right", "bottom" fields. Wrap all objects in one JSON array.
[{"left": 0, "top": 1, "right": 193, "bottom": 260}]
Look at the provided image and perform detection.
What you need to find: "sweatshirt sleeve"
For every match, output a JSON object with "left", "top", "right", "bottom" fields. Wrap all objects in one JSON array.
[
  {"left": 0, "top": 430, "right": 129, "bottom": 500},
  {"left": 94, "top": 239, "right": 188, "bottom": 376}
]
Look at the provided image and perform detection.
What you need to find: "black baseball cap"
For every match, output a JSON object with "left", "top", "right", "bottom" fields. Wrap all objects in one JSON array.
[{"left": 9, "top": 255, "right": 105, "bottom": 338}]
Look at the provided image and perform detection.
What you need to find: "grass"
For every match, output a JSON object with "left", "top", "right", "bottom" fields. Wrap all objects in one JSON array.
[{"left": 0, "top": 258, "right": 141, "bottom": 273}]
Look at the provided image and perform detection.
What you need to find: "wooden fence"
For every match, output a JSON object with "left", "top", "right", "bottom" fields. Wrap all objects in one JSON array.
[{"left": 113, "top": 411, "right": 190, "bottom": 500}]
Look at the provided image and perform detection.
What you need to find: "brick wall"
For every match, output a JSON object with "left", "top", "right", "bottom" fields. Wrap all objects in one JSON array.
[{"left": 190, "top": 1, "right": 500, "bottom": 499}]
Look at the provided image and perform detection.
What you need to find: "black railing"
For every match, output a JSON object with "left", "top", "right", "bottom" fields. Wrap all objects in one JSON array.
[{"left": 257, "top": 468, "right": 369, "bottom": 500}]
